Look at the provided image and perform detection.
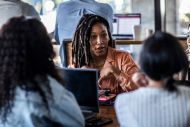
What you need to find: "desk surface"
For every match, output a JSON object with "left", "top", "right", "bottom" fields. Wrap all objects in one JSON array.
[
  {"left": 99, "top": 106, "right": 118, "bottom": 127},
  {"left": 114, "top": 39, "right": 187, "bottom": 50}
]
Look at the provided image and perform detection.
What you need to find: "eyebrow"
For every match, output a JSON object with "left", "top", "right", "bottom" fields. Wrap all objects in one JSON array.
[{"left": 91, "top": 30, "right": 107, "bottom": 34}]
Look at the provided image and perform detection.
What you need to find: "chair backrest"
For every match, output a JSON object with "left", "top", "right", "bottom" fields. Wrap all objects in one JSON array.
[
  {"left": 63, "top": 39, "right": 116, "bottom": 67},
  {"left": 63, "top": 39, "right": 72, "bottom": 67}
]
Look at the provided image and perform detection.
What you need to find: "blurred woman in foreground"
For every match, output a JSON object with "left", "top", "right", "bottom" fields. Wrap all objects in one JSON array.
[{"left": 0, "top": 16, "right": 84, "bottom": 127}]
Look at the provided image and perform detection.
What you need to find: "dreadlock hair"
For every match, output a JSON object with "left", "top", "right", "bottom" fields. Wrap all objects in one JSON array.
[
  {"left": 72, "top": 14, "right": 113, "bottom": 68},
  {"left": 0, "top": 16, "right": 64, "bottom": 122}
]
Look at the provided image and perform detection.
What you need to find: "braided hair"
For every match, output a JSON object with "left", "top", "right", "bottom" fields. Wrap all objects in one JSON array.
[{"left": 72, "top": 14, "right": 113, "bottom": 68}]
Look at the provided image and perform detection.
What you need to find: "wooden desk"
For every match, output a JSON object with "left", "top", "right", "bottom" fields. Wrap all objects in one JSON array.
[
  {"left": 114, "top": 39, "right": 188, "bottom": 50},
  {"left": 115, "top": 40, "right": 142, "bottom": 45},
  {"left": 98, "top": 106, "right": 118, "bottom": 127}
]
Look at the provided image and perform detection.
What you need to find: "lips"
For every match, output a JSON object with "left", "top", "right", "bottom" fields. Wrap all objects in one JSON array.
[{"left": 95, "top": 46, "right": 105, "bottom": 53}]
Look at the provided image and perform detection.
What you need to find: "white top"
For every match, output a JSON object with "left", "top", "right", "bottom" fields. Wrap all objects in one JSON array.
[{"left": 115, "top": 86, "right": 190, "bottom": 127}]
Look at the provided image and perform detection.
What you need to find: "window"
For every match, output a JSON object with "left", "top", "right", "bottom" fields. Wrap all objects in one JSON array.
[{"left": 177, "top": 0, "right": 190, "bottom": 35}]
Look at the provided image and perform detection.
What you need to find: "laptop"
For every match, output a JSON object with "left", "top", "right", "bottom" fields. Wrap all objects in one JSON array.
[
  {"left": 112, "top": 13, "right": 141, "bottom": 40},
  {"left": 57, "top": 68, "right": 99, "bottom": 120}
]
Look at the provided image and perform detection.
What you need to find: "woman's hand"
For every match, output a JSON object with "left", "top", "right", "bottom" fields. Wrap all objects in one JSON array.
[
  {"left": 98, "top": 66, "right": 120, "bottom": 84},
  {"left": 132, "top": 72, "right": 148, "bottom": 87}
]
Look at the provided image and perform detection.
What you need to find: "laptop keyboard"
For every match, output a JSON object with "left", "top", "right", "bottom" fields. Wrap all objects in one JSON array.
[{"left": 83, "top": 112, "right": 97, "bottom": 121}]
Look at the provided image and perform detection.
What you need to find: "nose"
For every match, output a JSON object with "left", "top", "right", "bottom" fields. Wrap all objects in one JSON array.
[{"left": 96, "top": 36, "right": 102, "bottom": 44}]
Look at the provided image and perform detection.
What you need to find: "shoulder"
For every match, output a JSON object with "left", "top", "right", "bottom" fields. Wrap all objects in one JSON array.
[
  {"left": 48, "top": 76, "right": 80, "bottom": 110},
  {"left": 99, "top": 3, "right": 112, "bottom": 10},
  {"left": 107, "top": 48, "right": 137, "bottom": 66},
  {"left": 18, "top": 1, "right": 40, "bottom": 18},
  {"left": 48, "top": 76, "right": 75, "bottom": 100},
  {"left": 9, "top": 77, "right": 84, "bottom": 127},
  {"left": 48, "top": 76, "right": 85, "bottom": 126},
  {"left": 57, "top": 1, "right": 81, "bottom": 10},
  {"left": 115, "top": 87, "right": 159, "bottom": 107},
  {"left": 116, "top": 49, "right": 131, "bottom": 56},
  {"left": 114, "top": 89, "right": 144, "bottom": 123},
  {"left": 115, "top": 88, "right": 142, "bottom": 107},
  {"left": 96, "top": 2, "right": 113, "bottom": 15},
  {"left": 109, "top": 47, "right": 130, "bottom": 55},
  {"left": 18, "top": 0, "right": 32, "bottom": 8},
  {"left": 108, "top": 47, "right": 132, "bottom": 60},
  {"left": 56, "top": 1, "right": 79, "bottom": 15}
]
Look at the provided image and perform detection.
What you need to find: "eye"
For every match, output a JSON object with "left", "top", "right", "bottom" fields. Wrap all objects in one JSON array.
[
  {"left": 90, "top": 35, "right": 97, "bottom": 40},
  {"left": 101, "top": 33, "right": 108, "bottom": 38}
]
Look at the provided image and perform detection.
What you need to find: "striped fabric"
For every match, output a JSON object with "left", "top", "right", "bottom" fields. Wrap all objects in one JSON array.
[{"left": 115, "top": 86, "right": 190, "bottom": 127}]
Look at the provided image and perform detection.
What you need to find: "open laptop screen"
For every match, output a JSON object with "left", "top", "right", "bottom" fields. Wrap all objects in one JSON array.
[
  {"left": 57, "top": 68, "right": 99, "bottom": 113},
  {"left": 112, "top": 13, "right": 141, "bottom": 39}
]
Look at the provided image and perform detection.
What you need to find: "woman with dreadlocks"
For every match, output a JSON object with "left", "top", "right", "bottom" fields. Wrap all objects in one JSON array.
[
  {"left": 0, "top": 16, "right": 84, "bottom": 127},
  {"left": 72, "top": 14, "right": 140, "bottom": 94}
]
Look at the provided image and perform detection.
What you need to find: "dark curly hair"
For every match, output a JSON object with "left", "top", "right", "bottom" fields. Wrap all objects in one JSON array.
[
  {"left": 72, "top": 14, "right": 113, "bottom": 68},
  {"left": 139, "top": 31, "right": 188, "bottom": 92},
  {"left": 0, "top": 16, "right": 64, "bottom": 121}
]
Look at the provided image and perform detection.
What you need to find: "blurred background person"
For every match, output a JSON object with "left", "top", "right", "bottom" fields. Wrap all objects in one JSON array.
[
  {"left": 54, "top": 0, "right": 113, "bottom": 67},
  {"left": 115, "top": 32, "right": 190, "bottom": 127},
  {"left": 0, "top": 16, "right": 84, "bottom": 127},
  {"left": 0, "top": 0, "right": 40, "bottom": 28},
  {"left": 71, "top": 14, "right": 139, "bottom": 94}
]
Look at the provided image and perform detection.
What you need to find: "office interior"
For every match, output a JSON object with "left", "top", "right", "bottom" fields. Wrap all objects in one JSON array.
[
  {"left": 23, "top": 0, "right": 190, "bottom": 35},
  {"left": 32, "top": 0, "right": 189, "bottom": 64},
  {"left": 1, "top": 0, "right": 189, "bottom": 126}
]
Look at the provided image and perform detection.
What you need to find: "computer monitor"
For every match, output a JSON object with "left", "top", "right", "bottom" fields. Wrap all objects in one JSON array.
[
  {"left": 112, "top": 13, "right": 141, "bottom": 39},
  {"left": 57, "top": 68, "right": 99, "bottom": 113}
]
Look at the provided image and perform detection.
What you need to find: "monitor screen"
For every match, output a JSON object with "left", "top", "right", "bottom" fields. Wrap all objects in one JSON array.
[
  {"left": 113, "top": 13, "right": 141, "bottom": 35},
  {"left": 57, "top": 68, "right": 99, "bottom": 113}
]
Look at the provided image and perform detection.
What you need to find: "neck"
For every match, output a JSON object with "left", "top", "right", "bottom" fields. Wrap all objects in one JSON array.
[
  {"left": 94, "top": 55, "right": 106, "bottom": 61},
  {"left": 91, "top": 55, "right": 106, "bottom": 69},
  {"left": 147, "top": 78, "right": 163, "bottom": 88}
]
